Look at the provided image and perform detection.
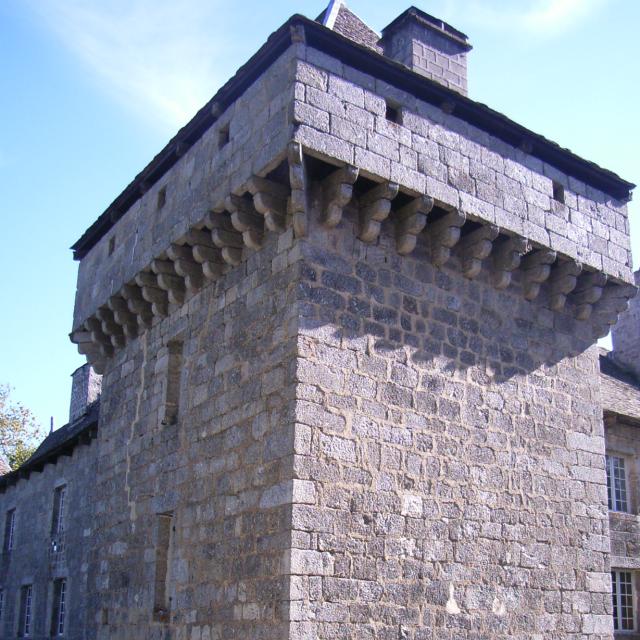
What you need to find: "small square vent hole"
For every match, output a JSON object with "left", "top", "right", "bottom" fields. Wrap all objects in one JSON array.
[
  {"left": 385, "top": 102, "right": 401, "bottom": 124},
  {"left": 552, "top": 181, "right": 565, "bottom": 203}
]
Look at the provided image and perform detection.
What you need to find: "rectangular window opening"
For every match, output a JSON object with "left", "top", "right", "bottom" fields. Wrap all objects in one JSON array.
[
  {"left": 153, "top": 512, "right": 174, "bottom": 623},
  {"left": 51, "top": 578, "right": 67, "bottom": 637},
  {"left": 552, "top": 180, "right": 565, "bottom": 203},
  {"left": 4, "top": 509, "right": 15, "bottom": 552},
  {"left": 51, "top": 486, "right": 66, "bottom": 537},
  {"left": 218, "top": 124, "right": 230, "bottom": 149},
  {"left": 612, "top": 570, "right": 636, "bottom": 631},
  {"left": 157, "top": 186, "right": 167, "bottom": 210},
  {"left": 606, "top": 454, "right": 629, "bottom": 513},
  {"left": 108, "top": 236, "right": 116, "bottom": 256},
  {"left": 18, "top": 584, "right": 33, "bottom": 637},
  {"left": 385, "top": 101, "right": 401, "bottom": 124},
  {"left": 161, "top": 341, "right": 183, "bottom": 426}
]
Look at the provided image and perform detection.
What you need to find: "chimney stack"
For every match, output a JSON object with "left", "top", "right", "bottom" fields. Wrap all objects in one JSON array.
[
  {"left": 381, "top": 7, "right": 472, "bottom": 96},
  {"left": 69, "top": 364, "right": 102, "bottom": 423},
  {"left": 612, "top": 270, "right": 640, "bottom": 380}
]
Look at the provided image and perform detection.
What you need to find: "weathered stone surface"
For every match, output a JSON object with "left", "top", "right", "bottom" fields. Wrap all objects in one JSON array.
[{"left": 5, "top": 4, "right": 637, "bottom": 640}]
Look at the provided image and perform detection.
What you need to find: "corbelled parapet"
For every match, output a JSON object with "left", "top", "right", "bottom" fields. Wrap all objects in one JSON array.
[{"left": 70, "top": 14, "right": 635, "bottom": 374}]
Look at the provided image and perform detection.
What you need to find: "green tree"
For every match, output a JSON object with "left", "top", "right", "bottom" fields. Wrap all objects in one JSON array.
[{"left": 0, "top": 385, "right": 44, "bottom": 471}]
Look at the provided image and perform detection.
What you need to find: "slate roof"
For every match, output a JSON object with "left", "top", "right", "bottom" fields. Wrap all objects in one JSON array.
[
  {"left": 331, "top": 5, "right": 382, "bottom": 52},
  {"left": 0, "top": 401, "right": 99, "bottom": 492}
]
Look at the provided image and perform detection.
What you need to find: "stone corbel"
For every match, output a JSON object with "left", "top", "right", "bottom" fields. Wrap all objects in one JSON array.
[
  {"left": 549, "top": 260, "right": 582, "bottom": 312},
  {"left": 520, "top": 249, "right": 557, "bottom": 301},
  {"left": 288, "top": 142, "right": 308, "bottom": 238},
  {"left": 184, "top": 230, "right": 225, "bottom": 281},
  {"left": 95, "top": 307, "right": 125, "bottom": 348},
  {"left": 187, "top": 229, "right": 224, "bottom": 280},
  {"left": 226, "top": 194, "right": 264, "bottom": 249},
  {"left": 135, "top": 272, "right": 169, "bottom": 317},
  {"left": 394, "top": 195, "right": 432, "bottom": 255},
  {"left": 455, "top": 224, "right": 499, "bottom": 279},
  {"left": 121, "top": 284, "right": 154, "bottom": 329},
  {"left": 320, "top": 165, "right": 359, "bottom": 227},
  {"left": 491, "top": 236, "right": 530, "bottom": 290},
  {"left": 207, "top": 211, "right": 244, "bottom": 266},
  {"left": 70, "top": 331, "right": 106, "bottom": 373},
  {"left": 427, "top": 209, "right": 466, "bottom": 267},
  {"left": 82, "top": 318, "right": 114, "bottom": 358},
  {"left": 590, "top": 283, "right": 637, "bottom": 336},
  {"left": 247, "top": 176, "right": 289, "bottom": 232},
  {"left": 571, "top": 271, "right": 608, "bottom": 320},
  {"left": 151, "top": 259, "right": 185, "bottom": 305},
  {"left": 166, "top": 244, "right": 204, "bottom": 291},
  {"left": 106, "top": 296, "right": 138, "bottom": 339},
  {"left": 357, "top": 181, "right": 399, "bottom": 243}
]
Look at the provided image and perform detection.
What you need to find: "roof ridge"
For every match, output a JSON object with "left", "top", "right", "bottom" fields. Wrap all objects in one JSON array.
[{"left": 322, "top": 0, "right": 344, "bottom": 29}]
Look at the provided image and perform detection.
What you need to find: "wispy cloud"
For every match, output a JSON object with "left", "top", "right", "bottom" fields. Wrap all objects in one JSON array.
[
  {"left": 441, "top": 0, "right": 607, "bottom": 36},
  {"left": 26, "top": 0, "right": 232, "bottom": 130}
]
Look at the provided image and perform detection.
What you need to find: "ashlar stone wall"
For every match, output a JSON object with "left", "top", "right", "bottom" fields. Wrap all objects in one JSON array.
[
  {"left": 288, "top": 208, "right": 614, "bottom": 640},
  {"left": 88, "top": 227, "right": 303, "bottom": 640},
  {"left": 291, "top": 51, "right": 632, "bottom": 284},
  {"left": 73, "top": 46, "right": 299, "bottom": 327}
]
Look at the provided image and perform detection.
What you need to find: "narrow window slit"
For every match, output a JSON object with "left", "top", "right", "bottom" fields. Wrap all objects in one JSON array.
[
  {"left": 4, "top": 509, "right": 15, "bottom": 552},
  {"left": 153, "top": 512, "right": 174, "bottom": 623},
  {"left": 161, "top": 340, "right": 183, "bottom": 426},
  {"left": 157, "top": 186, "right": 167, "bottom": 210},
  {"left": 218, "top": 124, "right": 230, "bottom": 149},
  {"left": 51, "top": 578, "right": 67, "bottom": 637},
  {"left": 51, "top": 485, "right": 66, "bottom": 537},
  {"left": 19, "top": 584, "right": 33, "bottom": 637}
]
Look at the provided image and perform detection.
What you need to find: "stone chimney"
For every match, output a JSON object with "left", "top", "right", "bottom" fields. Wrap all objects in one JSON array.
[
  {"left": 69, "top": 364, "right": 102, "bottom": 423},
  {"left": 612, "top": 269, "right": 640, "bottom": 380},
  {"left": 381, "top": 6, "right": 472, "bottom": 95}
]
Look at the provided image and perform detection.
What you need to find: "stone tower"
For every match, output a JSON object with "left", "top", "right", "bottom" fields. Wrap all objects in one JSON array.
[{"left": 67, "top": 3, "right": 635, "bottom": 639}]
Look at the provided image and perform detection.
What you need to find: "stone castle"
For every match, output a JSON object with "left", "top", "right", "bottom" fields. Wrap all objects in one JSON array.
[{"left": 1, "top": 2, "right": 639, "bottom": 638}]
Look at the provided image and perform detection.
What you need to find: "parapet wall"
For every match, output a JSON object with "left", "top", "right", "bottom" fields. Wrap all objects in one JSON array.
[
  {"left": 73, "top": 46, "right": 298, "bottom": 329},
  {"left": 291, "top": 50, "right": 632, "bottom": 282}
]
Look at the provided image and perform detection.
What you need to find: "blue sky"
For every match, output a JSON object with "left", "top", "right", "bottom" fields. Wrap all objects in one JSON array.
[{"left": 0, "top": 0, "right": 638, "bottom": 433}]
